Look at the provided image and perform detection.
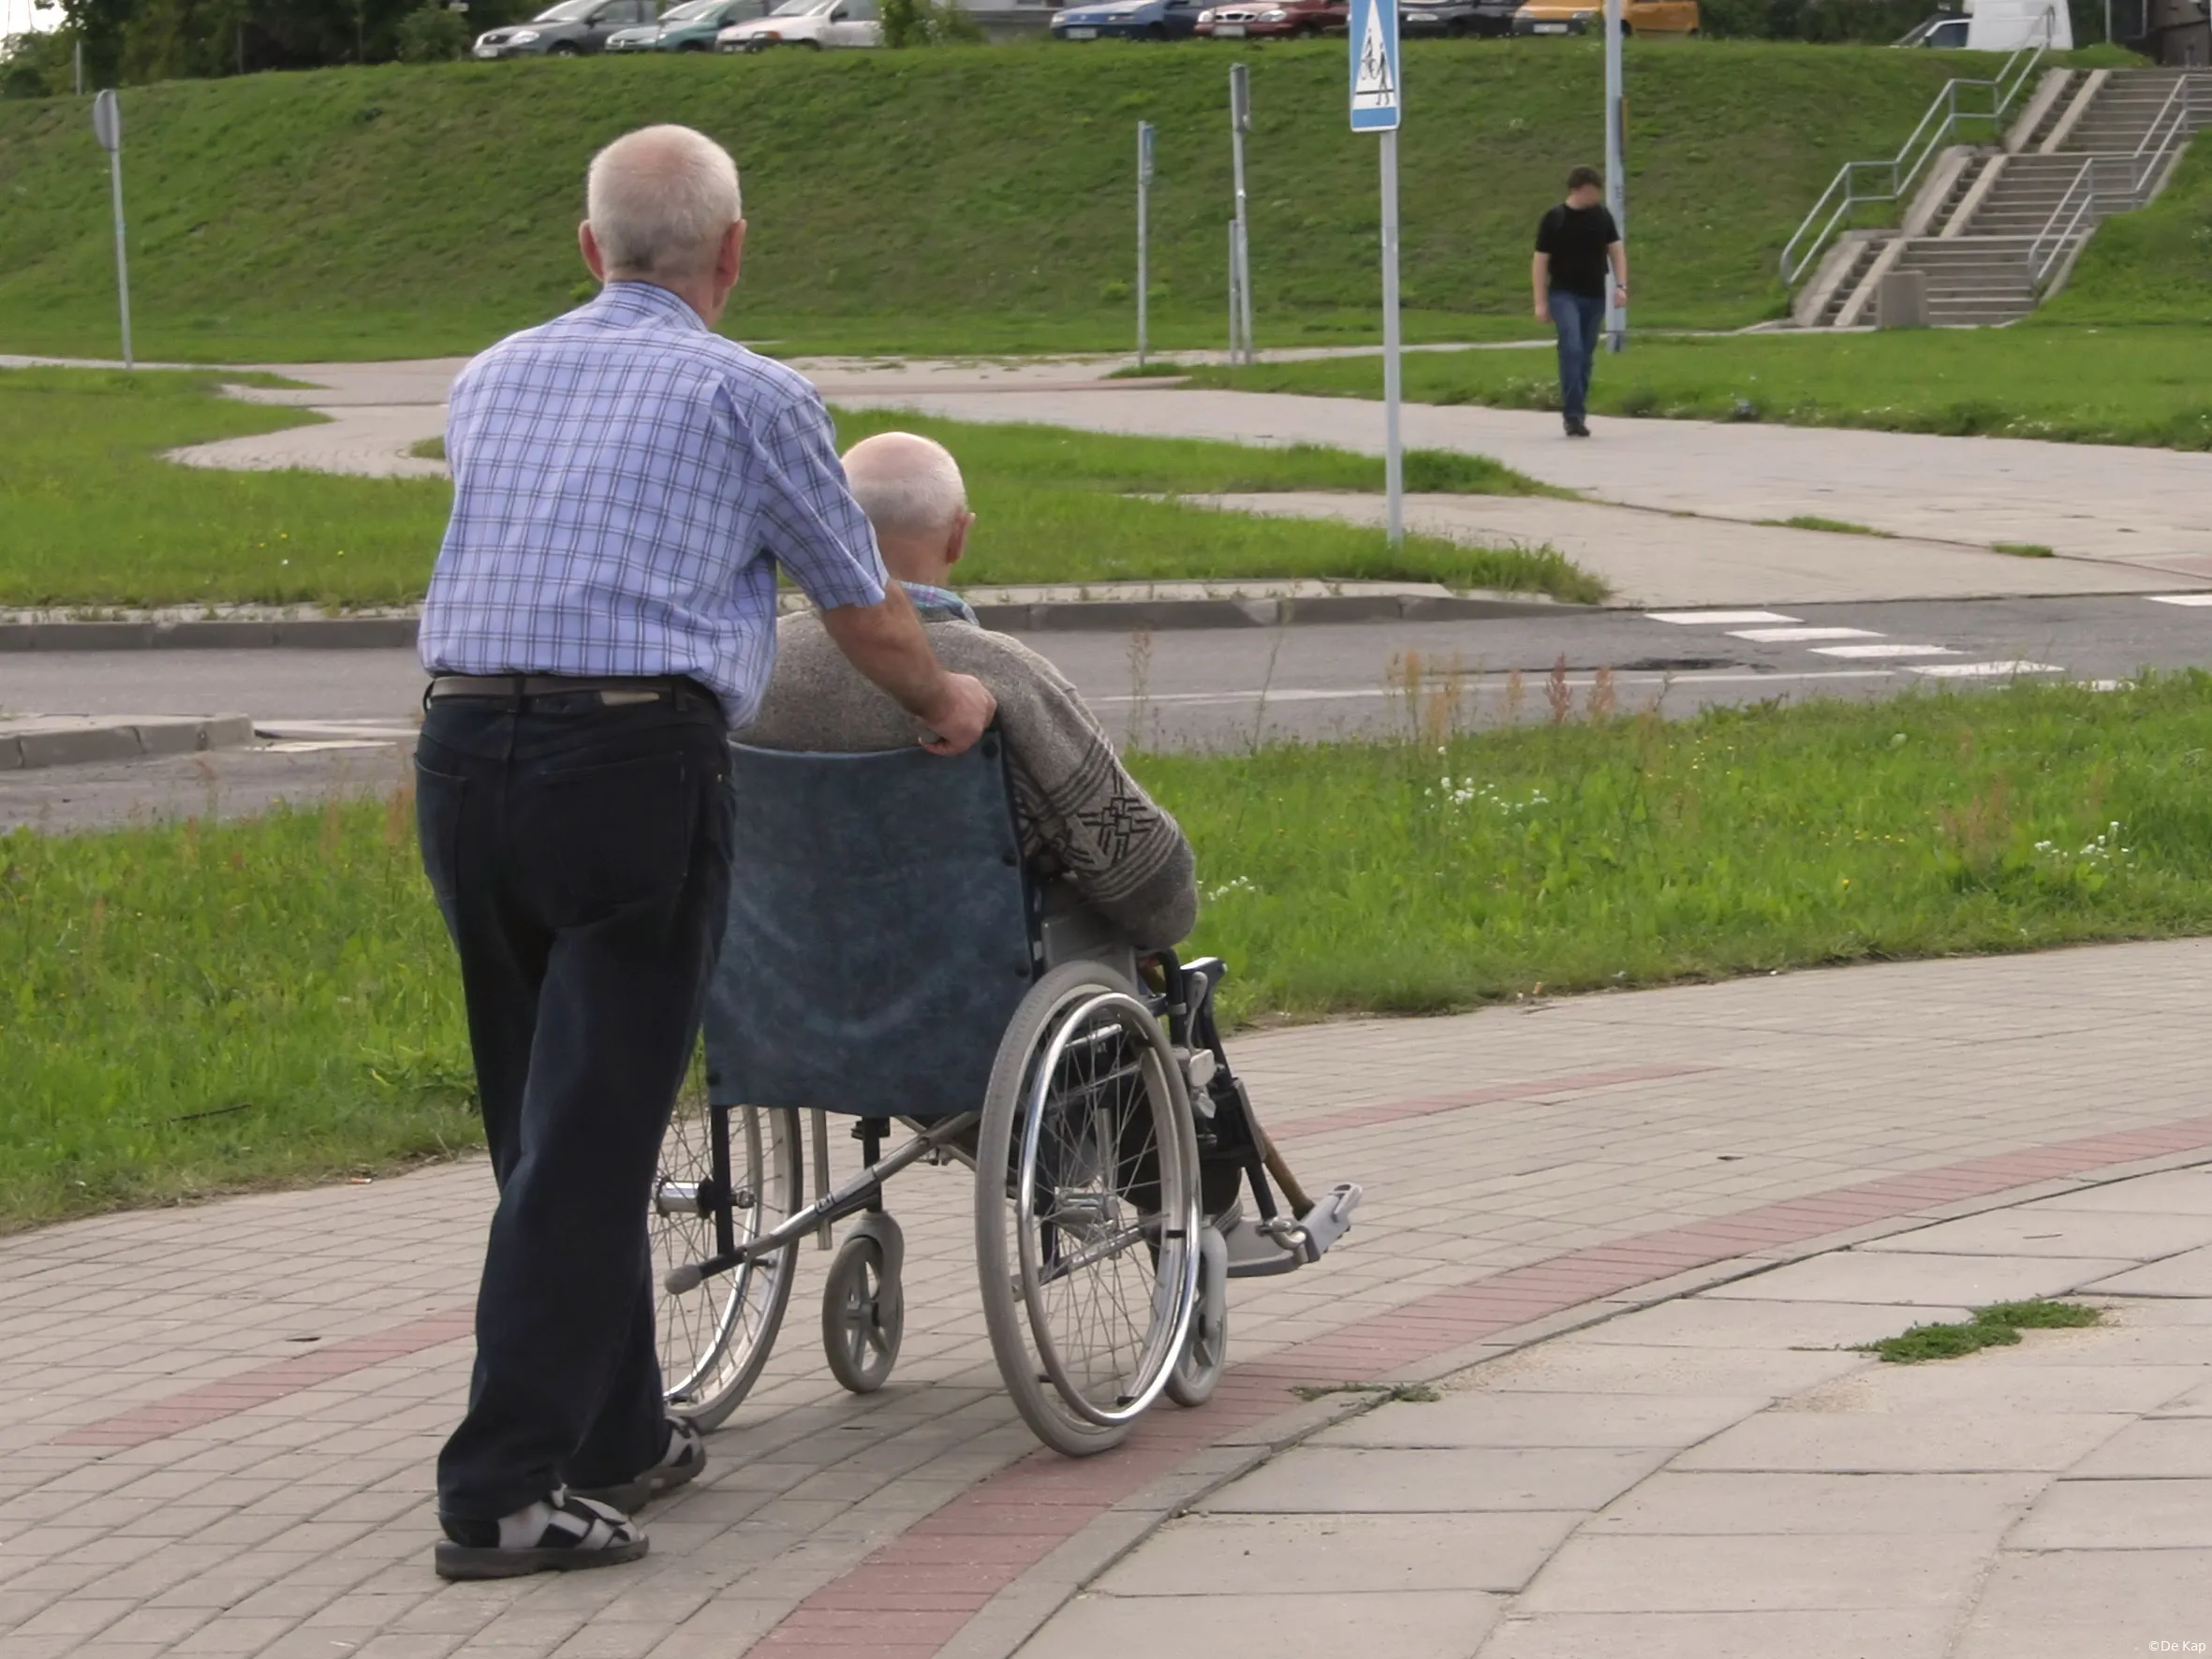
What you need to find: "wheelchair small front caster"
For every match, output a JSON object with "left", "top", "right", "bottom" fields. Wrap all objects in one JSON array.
[
  {"left": 823, "top": 1212, "right": 904, "bottom": 1394},
  {"left": 1166, "top": 1223, "right": 1229, "bottom": 1407}
]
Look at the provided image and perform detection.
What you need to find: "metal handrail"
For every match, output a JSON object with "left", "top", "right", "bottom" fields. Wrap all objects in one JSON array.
[
  {"left": 1780, "top": 12, "right": 2057, "bottom": 285},
  {"left": 2028, "top": 157, "right": 2095, "bottom": 286},
  {"left": 2127, "top": 74, "right": 2193, "bottom": 197}
]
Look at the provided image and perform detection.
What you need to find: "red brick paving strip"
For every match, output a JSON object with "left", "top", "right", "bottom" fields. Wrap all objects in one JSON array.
[
  {"left": 748, "top": 1108, "right": 2212, "bottom": 1657},
  {"left": 42, "top": 1064, "right": 1688, "bottom": 1455},
  {"left": 53, "top": 1310, "right": 475, "bottom": 1448}
]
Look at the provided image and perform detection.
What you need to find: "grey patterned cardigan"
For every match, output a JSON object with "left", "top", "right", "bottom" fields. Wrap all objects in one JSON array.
[{"left": 739, "top": 609, "right": 1201, "bottom": 949}]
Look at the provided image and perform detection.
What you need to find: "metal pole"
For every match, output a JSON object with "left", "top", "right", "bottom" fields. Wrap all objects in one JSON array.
[
  {"left": 74, "top": 39, "right": 84, "bottom": 95},
  {"left": 1603, "top": 0, "right": 1626, "bottom": 354},
  {"left": 1136, "top": 123, "right": 1152, "bottom": 367},
  {"left": 1230, "top": 63, "right": 1253, "bottom": 364},
  {"left": 1379, "top": 128, "right": 1403, "bottom": 551},
  {"left": 108, "top": 149, "right": 133, "bottom": 370},
  {"left": 1228, "top": 222, "right": 1241, "bottom": 360}
]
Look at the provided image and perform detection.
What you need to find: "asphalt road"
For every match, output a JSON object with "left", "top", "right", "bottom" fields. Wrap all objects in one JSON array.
[{"left": 6, "top": 591, "right": 2206, "bottom": 830}]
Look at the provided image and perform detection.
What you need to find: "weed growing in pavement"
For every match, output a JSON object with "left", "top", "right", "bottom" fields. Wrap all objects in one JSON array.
[
  {"left": 1862, "top": 1299, "right": 2102, "bottom": 1363},
  {"left": 1290, "top": 1382, "right": 1442, "bottom": 1402},
  {"left": 1995, "top": 542, "right": 2057, "bottom": 559}
]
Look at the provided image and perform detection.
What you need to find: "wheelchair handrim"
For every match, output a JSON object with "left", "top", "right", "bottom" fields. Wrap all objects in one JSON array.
[{"left": 1014, "top": 989, "right": 1200, "bottom": 1429}]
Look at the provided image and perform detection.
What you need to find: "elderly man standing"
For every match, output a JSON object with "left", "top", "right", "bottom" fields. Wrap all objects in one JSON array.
[{"left": 415, "top": 126, "right": 994, "bottom": 1580}]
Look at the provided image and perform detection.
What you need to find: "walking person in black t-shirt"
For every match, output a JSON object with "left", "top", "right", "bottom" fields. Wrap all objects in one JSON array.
[{"left": 1532, "top": 166, "right": 1628, "bottom": 438}]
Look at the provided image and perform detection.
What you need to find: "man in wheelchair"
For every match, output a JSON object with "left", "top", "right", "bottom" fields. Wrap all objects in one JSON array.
[
  {"left": 741, "top": 430, "right": 1200, "bottom": 954},
  {"left": 658, "top": 432, "right": 1360, "bottom": 1456}
]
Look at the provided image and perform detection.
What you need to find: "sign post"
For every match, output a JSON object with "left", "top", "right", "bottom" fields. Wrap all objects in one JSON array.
[
  {"left": 1349, "top": 0, "right": 1402, "bottom": 548},
  {"left": 1228, "top": 64, "right": 1254, "bottom": 366},
  {"left": 91, "top": 89, "right": 133, "bottom": 371},
  {"left": 1603, "top": 0, "right": 1626, "bottom": 354},
  {"left": 1137, "top": 122, "right": 1156, "bottom": 367}
]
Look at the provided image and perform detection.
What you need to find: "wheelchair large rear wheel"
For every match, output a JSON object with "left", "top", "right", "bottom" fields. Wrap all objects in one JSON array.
[
  {"left": 652, "top": 1103, "right": 803, "bottom": 1431},
  {"left": 975, "top": 962, "right": 1202, "bottom": 1457}
]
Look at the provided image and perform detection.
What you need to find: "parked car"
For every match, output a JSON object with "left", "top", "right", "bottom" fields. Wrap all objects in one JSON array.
[
  {"left": 472, "top": 0, "right": 657, "bottom": 55},
  {"left": 1195, "top": 0, "right": 1347, "bottom": 37},
  {"left": 1511, "top": 0, "right": 1696, "bottom": 32},
  {"left": 1051, "top": 0, "right": 1207, "bottom": 39},
  {"left": 717, "top": 0, "right": 881, "bottom": 46},
  {"left": 1398, "top": 0, "right": 1518, "bottom": 34},
  {"left": 1895, "top": 11, "right": 1970, "bottom": 44},
  {"left": 607, "top": 0, "right": 762, "bottom": 50}
]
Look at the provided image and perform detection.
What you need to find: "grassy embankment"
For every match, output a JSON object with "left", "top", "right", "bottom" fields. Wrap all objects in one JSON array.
[
  {"left": 0, "top": 41, "right": 1980, "bottom": 360},
  {"left": 12, "top": 674, "right": 2212, "bottom": 1230},
  {"left": 0, "top": 366, "right": 1593, "bottom": 604}
]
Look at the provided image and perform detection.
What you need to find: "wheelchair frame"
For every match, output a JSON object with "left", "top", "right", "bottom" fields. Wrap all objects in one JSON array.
[{"left": 650, "top": 948, "right": 1361, "bottom": 1457}]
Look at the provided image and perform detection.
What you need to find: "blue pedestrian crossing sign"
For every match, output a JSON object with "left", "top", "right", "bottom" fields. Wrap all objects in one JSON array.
[{"left": 1349, "top": 0, "right": 1400, "bottom": 133}]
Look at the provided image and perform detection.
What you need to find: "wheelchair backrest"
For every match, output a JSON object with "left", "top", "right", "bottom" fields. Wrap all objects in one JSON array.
[{"left": 700, "top": 734, "right": 1038, "bottom": 1118}]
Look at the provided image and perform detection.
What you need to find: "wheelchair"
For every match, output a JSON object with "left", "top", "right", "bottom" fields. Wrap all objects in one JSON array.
[{"left": 646, "top": 732, "right": 1362, "bottom": 1457}]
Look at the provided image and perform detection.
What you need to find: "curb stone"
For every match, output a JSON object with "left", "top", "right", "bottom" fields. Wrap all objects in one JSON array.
[
  {"left": 2, "top": 714, "right": 254, "bottom": 771},
  {"left": 0, "top": 593, "right": 1586, "bottom": 653}
]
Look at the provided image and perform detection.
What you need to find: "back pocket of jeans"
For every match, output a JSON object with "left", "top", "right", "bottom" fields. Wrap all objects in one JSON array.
[{"left": 539, "top": 753, "right": 691, "bottom": 919}]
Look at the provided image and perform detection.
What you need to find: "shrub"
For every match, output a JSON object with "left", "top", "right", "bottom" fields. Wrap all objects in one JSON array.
[
  {"left": 880, "top": 0, "right": 984, "bottom": 45},
  {"left": 395, "top": 3, "right": 472, "bottom": 62}
]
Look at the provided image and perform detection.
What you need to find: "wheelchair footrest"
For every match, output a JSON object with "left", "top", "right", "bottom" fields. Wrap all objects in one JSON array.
[{"left": 1219, "top": 1182, "right": 1363, "bottom": 1279}]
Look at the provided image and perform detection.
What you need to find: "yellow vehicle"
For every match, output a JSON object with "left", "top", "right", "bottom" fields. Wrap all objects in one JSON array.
[{"left": 1510, "top": 0, "right": 1697, "bottom": 35}]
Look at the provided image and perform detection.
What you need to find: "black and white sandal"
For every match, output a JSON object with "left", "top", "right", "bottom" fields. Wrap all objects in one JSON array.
[
  {"left": 572, "top": 1418, "right": 707, "bottom": 1514},
  {"left": 434, "top": 1489, "right": 648, "bottom": 1580}
]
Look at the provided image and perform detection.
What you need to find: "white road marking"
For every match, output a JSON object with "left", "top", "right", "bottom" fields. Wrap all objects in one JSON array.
[
  {"left": 2147, "top": 595, "right": 2212, "bottom": 607},
  {"left": 1644, "top": 609, "right": 1801, "bottom": 625},
  {"left": 254, "top": 720, "right": 418, "bottom": 740},
  {"left": 1909, "top": 661, "right": 2063, "bottom": 679},
  {"left": 1811, "top": 643, "right": 1956, "bottom": 660},
  {"left": 259, "top": 740, "right": 407, "bottom": 754},
  {"left": 1728, "top": 626, "right": 1884, "bottom": 643}
]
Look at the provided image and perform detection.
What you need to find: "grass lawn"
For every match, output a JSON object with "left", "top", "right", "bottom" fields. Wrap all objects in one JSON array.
[
  {"left": 12, "top": 675, "right": 2212, "bottom": 1230},
  {"left": 0, "top": 42, "right": 1984, "bottom": 360},
  {"left": 0, "top": 367, "right": 1598, "bottom": 606},
  {"left": 1177, "top": 324, "right": 2212, "bottom": 449}
]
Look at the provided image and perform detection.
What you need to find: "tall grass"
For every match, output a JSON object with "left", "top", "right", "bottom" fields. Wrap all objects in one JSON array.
[{"left": 13, "top": 675, "right": 2212, "bottom": 1230}]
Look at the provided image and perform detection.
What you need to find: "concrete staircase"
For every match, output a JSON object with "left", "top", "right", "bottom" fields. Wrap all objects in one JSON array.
[{"left": 1808, "top": 68, "right": 2210, "bottom": 329}]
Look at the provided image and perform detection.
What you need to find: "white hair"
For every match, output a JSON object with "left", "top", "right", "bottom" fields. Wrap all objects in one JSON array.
[
  {"left": 585, "top": 125, "right": 743, "bottom": 282},
  {"left": 841, "top": 433, "right": 968, "bottom": 537}
]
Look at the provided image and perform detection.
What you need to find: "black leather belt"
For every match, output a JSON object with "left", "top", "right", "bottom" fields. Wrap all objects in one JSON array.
[{"left": 425, "top": 674, "right": 712, "bottom": 711}]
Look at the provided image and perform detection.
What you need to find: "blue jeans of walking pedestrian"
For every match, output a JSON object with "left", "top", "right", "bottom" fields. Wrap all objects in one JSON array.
[{"left": 1550, "top": 289, "right": 1606, "bottom": 428}]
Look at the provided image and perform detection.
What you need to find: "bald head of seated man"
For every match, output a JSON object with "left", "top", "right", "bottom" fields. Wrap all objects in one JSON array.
[{"left": 740, "top": 431, "right": 1199, "bottom": 950}]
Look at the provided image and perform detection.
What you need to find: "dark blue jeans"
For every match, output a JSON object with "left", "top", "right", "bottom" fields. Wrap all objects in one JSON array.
[
  {"left": 1551, "top": 289, "right": 1607, "bottom": 426},
  {"left": 415, "top": 690, "right": 733, "bottom": 1520}
]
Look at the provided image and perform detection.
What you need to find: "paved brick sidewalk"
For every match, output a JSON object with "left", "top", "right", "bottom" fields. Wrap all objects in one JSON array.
[
  {"left": 7, "top": 940, "right": 2212, "bottom": 1657},
  {"left": 1047, "top": 1166, "right": 2212, "bottom": 1658}
]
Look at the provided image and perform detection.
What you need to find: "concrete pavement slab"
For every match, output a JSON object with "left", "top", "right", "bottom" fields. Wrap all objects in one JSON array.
[
  {"left": 1789, "top": 1362, "right": 2205, "bottom": 1417},
  {"left": 1585, "top": 1471, "right": 2045, "bottom": 1535},
  {"left": 1860, "top": 1207, "right": 2212, "bottom": 1260},
  {"left": 2082, "top": 1242, "right": 2212, "bottom": 1297},
  {"left": 1511, "top": 1530, "right": 1992, "bottom": 1612},
  {"left": 1312, "top": 1391, "right": 1768, "bottom": 1450},
  {"left": 1570, "top": 1299, "right": 1981, "bottom": 1351},
  {"left": 1018, "top": 1589, "right": 1502, "bottom": 1659},
  {"left": 1197, "top": 1446, "right": 1677, "bottom": 1515},
  {"left": 2010, "top": 1476, "right": 2212, "bottom": 1549},
  {"left": 1481, "top": 1608, "right": 1954, "bottom": 1659},
  {"left": 1671, "top": 1412, "right": 2135, "bottom": 1474},
  {"left": 2028, "top": 1167, "right": 2212, "bottom": 1214},
  {"left": 1703, "top": 1250, "right": 2135, "bottom": 1307},
  {"left": 1091, "top": 1512, "right": 1578, "bottom": 1596},
  {"left": 1951, "top": 1549, "right": 2212, "bottom": 1659},
  {"left": 2067, "top": 1416, "right": 2212, "bottom": 1477},
  {"left": 1450, "top": 1342, "right": 1867, "bottom": 1398},
  {"left": 1190, "top": 491, "right": 2182, "bottom": 609}
]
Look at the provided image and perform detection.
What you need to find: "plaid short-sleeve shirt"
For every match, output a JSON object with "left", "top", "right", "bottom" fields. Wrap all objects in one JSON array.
[{"left": 418, "top": 282, "right": 888, "bottom": 727}]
